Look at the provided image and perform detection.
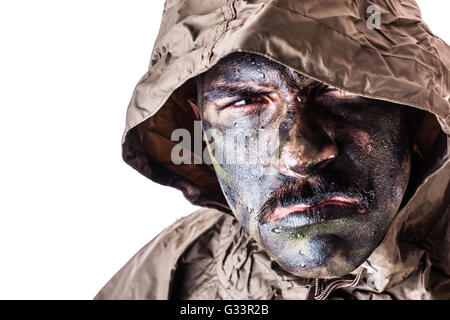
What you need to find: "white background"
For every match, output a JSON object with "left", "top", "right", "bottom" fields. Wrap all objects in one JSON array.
[{"left": 0, "top": 0, "right": 448, "bottom": 299}]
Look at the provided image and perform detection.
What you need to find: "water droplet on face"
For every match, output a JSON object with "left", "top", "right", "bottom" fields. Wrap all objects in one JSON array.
[
  {"left": 295, "top": 232, "right": 304, "bottom": 240},
  {"left": 271, "top": 227, "right": 281, "bottom": 234},
  {"left": 297, "top": 96, "right": 306, "bottom": 103},
  {"left": 234, "top": 122, "right": 238, "bottom": 127},
  {"left": 299, "top": 249, "right": 305, "bottom": 255},
  {"left": 300, "top": 263, "right": 306, "bottom": 268}
]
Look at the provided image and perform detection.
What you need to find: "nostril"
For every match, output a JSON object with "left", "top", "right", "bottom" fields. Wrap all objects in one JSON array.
[
  {"left": 316, "top": 155, "right": 336, "bottom": 169},
  {"left": 278, "top": 143, "right": 338, "bottom": 177},
  {"left": 315, "top": 145, "right": 338, "bottom": 168}
]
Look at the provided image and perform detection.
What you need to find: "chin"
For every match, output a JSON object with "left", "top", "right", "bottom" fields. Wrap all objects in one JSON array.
[
  {"left": 274, "top": 254, "right": 364, "bottom": 279},
  {"left": 257, "top": 226, "right": 377, "bottom": 279}
]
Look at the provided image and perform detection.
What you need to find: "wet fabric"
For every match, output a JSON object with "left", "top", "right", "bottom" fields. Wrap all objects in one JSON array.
[{"left": 95, "top": 0, "right": 450, "bottom": 300}]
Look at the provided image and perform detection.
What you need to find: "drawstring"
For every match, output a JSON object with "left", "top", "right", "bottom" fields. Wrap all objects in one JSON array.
[{"left": 314, "top": 267, "right": 366, "bottom": 300}]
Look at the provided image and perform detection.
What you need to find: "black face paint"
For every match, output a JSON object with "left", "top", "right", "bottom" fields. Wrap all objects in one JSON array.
[{"left": 198, "top": 53, "right": 411, "bottom": 278}]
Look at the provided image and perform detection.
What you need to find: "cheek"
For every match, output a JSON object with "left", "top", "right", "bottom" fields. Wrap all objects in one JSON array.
[
  {"left": 351, "top": 130, "right": 372, "bottom": 150},
  {"left": 362, "top": 130, "right": 410, "bottom": 208},
  {"left": 336, "top": 120, "right": 410, "bottom": 198},
  {"left": 381, "top": 145, "right": 411, "bottom": 203},
  {"left": 218, "top": 176, "right": 264, "bottom": 233},
  {"left": 333, "top": 123, "right": 373, "bottom": 152}
]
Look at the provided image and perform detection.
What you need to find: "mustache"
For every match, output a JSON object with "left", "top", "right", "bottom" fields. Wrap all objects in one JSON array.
[{"left": 257, "top": 173, "right": 375, "bottom": 224}]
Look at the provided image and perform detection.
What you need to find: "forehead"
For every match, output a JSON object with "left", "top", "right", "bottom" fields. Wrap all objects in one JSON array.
[{"left": 201, "top": 53, "right": 314, "bottom": 89}]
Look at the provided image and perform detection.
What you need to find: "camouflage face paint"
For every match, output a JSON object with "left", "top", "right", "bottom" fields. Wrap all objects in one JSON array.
[{"left": 197, "top": 53, "right": 411, "bottom": 278}]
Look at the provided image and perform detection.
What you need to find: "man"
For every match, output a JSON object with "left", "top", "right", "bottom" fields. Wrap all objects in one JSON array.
[{"left": 95, "top": 0, "right": 449, "bottom": 299}]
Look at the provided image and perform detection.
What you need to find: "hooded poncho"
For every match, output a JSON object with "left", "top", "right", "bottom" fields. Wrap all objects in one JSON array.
[{"left": 95, "top": 0, "right": 450, "bottom": 300}]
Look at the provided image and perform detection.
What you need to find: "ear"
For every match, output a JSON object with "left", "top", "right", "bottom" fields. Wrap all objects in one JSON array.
[{"left": 187, "top": 99, "right": 201, "bottom": 120}]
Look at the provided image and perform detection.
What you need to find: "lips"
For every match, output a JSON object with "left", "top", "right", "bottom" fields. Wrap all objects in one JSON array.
[{"left": 265, "top": 196, "right": 366, "bottom": 224}]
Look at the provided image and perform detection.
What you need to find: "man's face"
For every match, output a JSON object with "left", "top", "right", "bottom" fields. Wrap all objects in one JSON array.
[{"left": 195, "top": 53, "right": 411, "bottom": 278}]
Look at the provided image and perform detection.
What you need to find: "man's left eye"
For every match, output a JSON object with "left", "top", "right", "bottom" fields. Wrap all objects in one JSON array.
[{"left": 317, "top": 85, "right": 358, "bottom": 100}]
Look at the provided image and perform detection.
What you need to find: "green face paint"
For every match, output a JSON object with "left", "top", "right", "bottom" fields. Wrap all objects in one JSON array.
[{"left": 206, "top": 140, "right": 229, "bottom": 183}]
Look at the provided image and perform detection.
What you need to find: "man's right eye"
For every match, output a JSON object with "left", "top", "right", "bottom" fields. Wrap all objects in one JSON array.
[
  {"left": 225, "top": 95, "right": 270, "bottom": 115},
  {"left": 230, "top": 96, "right": 261, "bottom": 107}
]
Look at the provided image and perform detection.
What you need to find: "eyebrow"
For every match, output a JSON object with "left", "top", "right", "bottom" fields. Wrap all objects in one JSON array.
[
  {"left": 203, "top": 83, "right": 271, "bottom": 102},
  {"left": 202, "top": 79, "right": 366, "bottom": 106}
]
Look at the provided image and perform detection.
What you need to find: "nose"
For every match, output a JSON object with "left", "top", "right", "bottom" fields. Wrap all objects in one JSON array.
[{"left": 276, "top": 115, "right": 338, "bottom": 178}]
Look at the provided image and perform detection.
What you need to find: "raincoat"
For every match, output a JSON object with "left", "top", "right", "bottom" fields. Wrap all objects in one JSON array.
[{"left": 95, "top": 0, "right": 450, "bottom": 300}]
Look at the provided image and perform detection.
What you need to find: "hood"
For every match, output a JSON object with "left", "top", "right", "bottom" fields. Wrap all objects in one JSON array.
[{"left": 121, "top": 0, "right": 450, "bottom": 292}]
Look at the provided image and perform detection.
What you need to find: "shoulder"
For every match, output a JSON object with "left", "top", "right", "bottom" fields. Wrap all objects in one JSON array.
[{"left": 94, "top": 207, "right": 231, "bottom": 300}]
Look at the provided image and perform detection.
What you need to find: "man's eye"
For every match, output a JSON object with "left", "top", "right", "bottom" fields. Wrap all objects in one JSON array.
[
  {"left": 232, "top": 99, "right": 249, "bottom": 107},
  {"left": 316, "top": 85, "right": 358, "bottom": 100},
  {"left": 228, "top": 96, "right": 268, "bottom": 110},
  {"left": 217, "top": 93, "right": 276, "bottom": 119}
]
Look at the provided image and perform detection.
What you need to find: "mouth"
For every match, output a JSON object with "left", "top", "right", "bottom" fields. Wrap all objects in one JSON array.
[{"left": 263, "top": 195, "right": 367, "bottom": 228}]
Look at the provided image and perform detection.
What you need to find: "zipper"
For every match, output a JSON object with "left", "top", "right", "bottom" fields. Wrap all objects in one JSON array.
[{"left": 314, "top": 267, "right": 366, "bottom": 300}]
